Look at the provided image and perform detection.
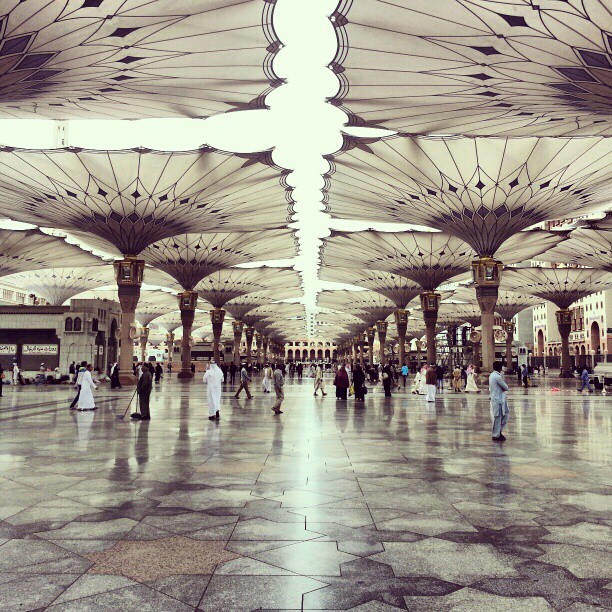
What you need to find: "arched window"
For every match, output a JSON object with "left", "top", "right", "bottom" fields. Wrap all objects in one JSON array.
[
  {"left": 309, "top": 349, "right": 315, "bottom": 360},
  {"left": 317, "top": 349, "right": 323, "bottom": 359},
  {"left": 287, "top": 349, "right": 293, "bottom": 360},
  {"left": 64, "top": 317, "right": 73, "bottom": 332},
  {"left": 91, "top": 318, "right": 99, "bottom": 332},
  {"left": 325, "top": 349, "right": 330, "bottom": 359},
  {"left": 73, "top": 317, "right": 82, "bottom": 332}
]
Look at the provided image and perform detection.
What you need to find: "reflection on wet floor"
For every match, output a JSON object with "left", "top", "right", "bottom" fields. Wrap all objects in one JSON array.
[{"left": 0, "top": 375, "right": 609, "bottom": 610}]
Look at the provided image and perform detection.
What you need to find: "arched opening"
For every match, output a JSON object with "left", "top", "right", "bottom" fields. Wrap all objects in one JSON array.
[
  {"left": 309, "top": 349, "right": 315, "bottom": 360},
  {"left": 73, "top": 317, "right": 82, "bottom": 332},
  {"left": 537, "top": 329, "right": 544, "bottom": 356},
  {"left": 324, "top": 349, "right": 330, "bottom": 359},
  {"left": 317, "top": 349, "right": 323, "bottom": 360},
  {"left": 590, "top": 321, "right": 601, "bottom": 354},
  {"left": 287, "top": 349, "right": 293, "bottom": 361},
  {"left": 64, "top": 317, "right": 73, "bottom": 332},
  {"left": 552, "top": 347, "right": 557, "bottom": 356},
  {"left": 580, "top": 345, "right": 586, "bottom": 355}
]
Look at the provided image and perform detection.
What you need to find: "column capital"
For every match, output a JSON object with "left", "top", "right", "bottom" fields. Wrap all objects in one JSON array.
[
  {"left": 232, "top": 320, "right": 244, "bottom": 334},
  {"left": 394, "top": 308, "right": 409, "bottom": 326},
  {"left": 420, "top": 291, "right": 441, "bottom": 313},
  {"left": 366, "top": 326, "right": 376, "bottom": 343},
  {"left": 245, "top": 326, "right": 255, "bottom": 340},
  {"left": 178, "top": 290, "right": 198, "bottom": 312},
  {"left": 502, "top": 320, "right": 515, "bottom": 335},
  {"left": 210, "top": 308, "right": 226, "bottom": 326},
  {"left": 471, "top": 256, "right": 502, "bottom": 288},
  {"left": 114, "top": 256, "right": 145, "bottom": 287},
  {"left": 376, "top": 320, "right": 388, "bottom": 335}
]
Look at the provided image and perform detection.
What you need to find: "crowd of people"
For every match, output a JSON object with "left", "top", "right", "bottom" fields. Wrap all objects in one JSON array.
[{"left": 4, "top": 353, "right": 601, "bottom": 443}]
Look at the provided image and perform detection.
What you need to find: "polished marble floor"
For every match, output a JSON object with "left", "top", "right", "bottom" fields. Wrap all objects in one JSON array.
[{"left": 0, "top": 373, "right": 610, "bottom": 611}]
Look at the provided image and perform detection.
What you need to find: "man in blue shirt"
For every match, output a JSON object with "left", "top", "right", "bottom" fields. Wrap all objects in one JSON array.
[
  {"left": 401, "top": 363, "right": 409, "bottom": 387},
  {"left": 579, "top": 367, "right": 593, "bottom": 393},
  {"left": 489, "top": 362, "right": 509, "bottom": 441}
]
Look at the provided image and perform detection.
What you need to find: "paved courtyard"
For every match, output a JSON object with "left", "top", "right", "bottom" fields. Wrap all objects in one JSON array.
[{"left": 0, "top": 374, "right": 610, "bottom": 611}]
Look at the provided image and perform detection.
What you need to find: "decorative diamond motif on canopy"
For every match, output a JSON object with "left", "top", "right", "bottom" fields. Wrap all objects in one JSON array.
[
  {"left": 225, "top": 288, "right": 303, "bottom": 322},
  {"left": 3, "top": 266, "right": 117, "bottom": 305},
  {"left": 502, "top": 267, "right": 612, "bottom": 309},
  {"left": 0, "top": 147, "right": 292, "bottom": 256},
  {"left": 141, "top": 230, "right": 298, "bottom": 290},
  {"left": 321, "top": 229, "right": 568, "bottom": 290},
  {"left": 319, "top": 267, "right": 421, "bottom": 308},
  {"left": 0, "top": 0, "right": 282, "bottom": 119},
  {"left": 331, "top": 0, "right": 612, "bottom": 135},
  {"left": 317, "top": 289, "right": 396, "bottom": 326},
  {"left": 327, "top": 137, "right": 611, "bottom": 256},
  {"left": 0, "top": 228, "right": 103, "bottom": 278},
  {"left": 195, "top": 266, "right": 301, "bottom": 309}
]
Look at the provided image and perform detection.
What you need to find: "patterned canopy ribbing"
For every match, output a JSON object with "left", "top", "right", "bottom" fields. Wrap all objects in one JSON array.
[
  {"left": 0, "top": 147, "right": 292, "bottom": 255},
  {"left": 502, "top": 266, "right": 612, "bottom": 309},
  {"left": 2, "top": 266, "right": 116, "bottom": 305},
  {"left": 331, "top": 0, "right": 612, "bottom": 135},
  {"left": 319, "top": 267, "right": 422, "bottom": 308},
  {"left": 0, "top": 0, "right": 281, "bottom": 119},
  {"left": 0, "top": 228, "right": 104, "bottom": 277},
  {"left": 140, "top": 230, "right": 298, "bottom": 290},
  {"left": 321, "top": 229, "right": 568, "bottom": 290},
  {"left": 327, "top": 136, "right": 612, "bottom": 255}
]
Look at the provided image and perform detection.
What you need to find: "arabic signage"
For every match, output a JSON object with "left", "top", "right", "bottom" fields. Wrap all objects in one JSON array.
[
  {"left": 22, "top": 344, "right": 58, "bottom": 355},
  {"left": 0, "top": 344, "right": 17, "bottom": 355}
]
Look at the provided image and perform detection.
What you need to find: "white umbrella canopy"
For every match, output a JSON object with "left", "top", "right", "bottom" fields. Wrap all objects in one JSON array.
[
  {"left": 326, "top": 136, "right": 612, "bottom": 256},
  {"left": 0, "top": 228, "right": 105, "bottom": 278},
  {"left": 3, "top": 266, "right": 117, "bottom": 305},
  {"left": 317, "top": 289, "right": 396, "bottom": 327},
  {"left": 0, "top": 147, "right": 292, "bottom": 256},
  {"left": 319, "top": 267, "right": 421, "bottom": 309},
  {"left": 0, "top": 0, "right": 282, "bottom": 119},
  {"left": 502, "top": 267, "right": 612, "bottom": 311},
  {"left": 320, "top": 229, "right": 568, "bottom": 291},
  {"left": 330, "top": 0, "right": 612, "bottom": 136},
  {"left": 140, "top": 229, "right": 299, "bottom": 290},
  {"left": 195, "top": 267, "right": 302, "bottom": 309}
]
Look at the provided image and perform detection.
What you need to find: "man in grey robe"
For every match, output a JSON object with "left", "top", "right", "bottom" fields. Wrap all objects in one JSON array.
[{"left": 489, "top": 362, "right": 509, "bottom": 441}]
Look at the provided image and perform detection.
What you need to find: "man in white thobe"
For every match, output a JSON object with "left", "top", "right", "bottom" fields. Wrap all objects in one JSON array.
[
  {"left": 204, "top": 361, "right": 224, "bottom": 420},
  {"left": 77, "top": 365, "right": 97, "bottom": 411},
  {"left": 313, "top": 364, "right": 327, "bottom": 396}
]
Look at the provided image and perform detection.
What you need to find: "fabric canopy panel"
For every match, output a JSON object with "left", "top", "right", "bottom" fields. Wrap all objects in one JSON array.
[
  {"left": 317, "top": 289, "right": 396, "bottom": 325},
  {"left": 195, "top": 266, "right": 301, "bottom": 309},
  {"left": 0, "top": 147, "right": 291, "bottom": 256},
  {"left": 3, "top": 266, "right": 117, "bottom": 305},
  {"left": 0, "top": 228, "right": 104, "bottom": 277},
  {"left": 437, "top": 302, "right": 482, "bottom": 327},
  {"left": 540, "top": 228, "right": 612, "bottom": 272},
  {"left": 331, "top": 0, "right": 612, "bottom": 135},
  {"left": 327, "top": 136, "right": 612, "bottom": 256},
  {"left": 149, "top": 310, "right": 216, "bottom": 334},
  {"left": 502, "top": 267, "right": 612, "bottom": 309},
  {"left": 319, "top": 267, "right": 421, "bottom": 308},
  {"left": 141, "top": 229, "right": 298, "bottom": 290},
  {"left": 225, "top": 288, "right": 303, "bottom": 321},
  {"left": 321, "top": 229, "right": 568, "bottom": 290},
  {"left": 453, "top": 286, "right": 540, "bottom": 321},
  {"left": 0, "top": 0, "right": 281, "bottom": 119}
]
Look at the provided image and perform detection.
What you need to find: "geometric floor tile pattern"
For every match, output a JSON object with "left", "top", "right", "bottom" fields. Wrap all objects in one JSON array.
[{"left": 0, "top": 373, "right": 610, "bottom": 611}]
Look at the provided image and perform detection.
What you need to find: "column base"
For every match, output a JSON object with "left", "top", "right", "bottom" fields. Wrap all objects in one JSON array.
[
  {"left": 118, "top": 372, "right": 137, "bottom": 385},
  {"left": 177, "top": 370, "right": 194, "bottom": 379}
]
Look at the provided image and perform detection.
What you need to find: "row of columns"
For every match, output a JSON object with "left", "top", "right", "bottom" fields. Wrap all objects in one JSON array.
[{"left": 114, "top": 256, "right": 283, "bottom": 385}]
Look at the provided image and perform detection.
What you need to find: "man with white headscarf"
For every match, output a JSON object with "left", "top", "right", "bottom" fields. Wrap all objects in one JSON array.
[{"left": 203, "top": 360, "right": 224, "bottom": 420}]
